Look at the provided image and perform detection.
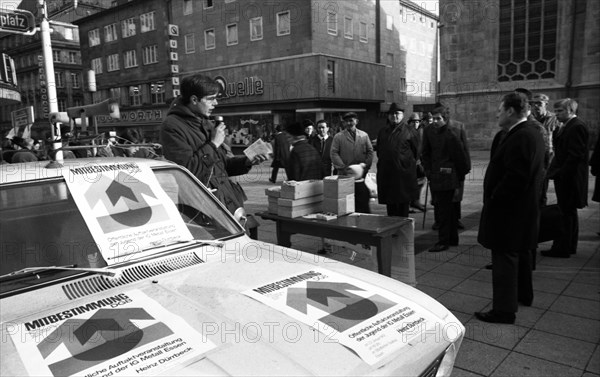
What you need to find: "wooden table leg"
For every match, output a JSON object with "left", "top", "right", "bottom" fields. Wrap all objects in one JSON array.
[
  {"left": 275, "top": 221, "right": 292, "bottom": 247},
  {"left": 376, "top": 236, "right": 393, "bottom": 277}
]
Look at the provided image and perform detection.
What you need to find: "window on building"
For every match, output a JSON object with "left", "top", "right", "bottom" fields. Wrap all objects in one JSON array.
[
  {"left": 400, "top": 77, "right": 406, "bottom": 91},
  {"left": 107, "top": 53, "right": 120, "bottom": 71},
  {"left": 386, "top": 53, "right": 394, "bottom": 67},
  {"left": 359, "top": 22, "right": 368, "bottom": 42},
  {"left": 129, "top": 85, "right": 142, "bottom": 106},
  {"left": 185, "top": 33, "right": 195, "bottom": 53},
  {"left": 277, "top": 11, "right": 290, "bottom": 36},
  {"left": 386, "top": 15, "right": 393, "bottom": 30},
  {"left": 71, "top": 73, "right": 80, "bottom": 88},
  {"left": 327, "top": 11, "right": 337, "bottom": 35},
  {"left": 326, "top": 60, "right": 335, "bottom": 93},
  {"left": 124, "top": 50, "right": 138, "bottom": 68},
  {"left": 151, "top": 81, "right": 165, "bottom": 104},
  {"left": 58, "top": 98, "right": 67, "bottom": 112},
  {"left": 498, "top": 0, "right": 557, "bottom": 81},
  {"left": 204, "top": 29, "right": 215, "bottom": 49},
  {"left": 226, "top": 24, "right": 238, "bottom": 45},
  {"left": 344, "top": 17, "right": 353, "bottom": 39},
  {"left": 91, "top": 57, "right": 103, "bottom": 74},
  {"left": 184, "top": 0, "right": 193, "bottom": 15},
  {"left": 69, "top": 51, "right": 77, "bottom": 64},
  {"left": 141, "top": 12, "right": 156, "bottom": 33},
  {"left": 143, "top": 45, "right": 159, "bottom": 64},
  {"left": 122, "top": 18, "right": 136, "bottom": 38},
  {"left": 204, "top": 0, "right": 213, "bottom": 9},
  {"left": 104, "top": 24, "right": 118, "bottom": 42},
  {"left": 250, "top": 17, "right": 263, "bottom": 41},
  {"left": 74, "top": 98, "right": 83, "bottom": 107},
  {"left": 88, "top": 29, "right": 100, "bottom": 46},
  {"left": 55, "top": 71, "right": 65, "bottom": 88},
  {"left": 53, "top": 50, "right": 61, "bottom": 62},
  {"left": 64, "top": 27, "right": 74, "bottom": 40},
  {"left": 110, "top": 88, "right": 121, "bottom": 102}
]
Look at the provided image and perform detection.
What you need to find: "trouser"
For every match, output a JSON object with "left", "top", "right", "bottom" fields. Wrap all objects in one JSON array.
[
  {"left": 492, "top": 248, "right": 533, "bottom": 313},
  {"left": 433, "top": 190, "right": 457, "bottom": 245},
  {"left": 270, "top": 167, "right": 280, "bottom": 182},
  {"left": 354, "top": 181, "right": 371, "bottom": 214},
  {"left": 551, "top": 205, "right": 579, "bottom": 255},
  {"left": 386, "top": 202, "right": 409, "bottom": 217}
]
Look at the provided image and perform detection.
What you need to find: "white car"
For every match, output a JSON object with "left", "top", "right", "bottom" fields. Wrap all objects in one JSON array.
[{"left": 0, "top": 158, "right": 464, "bottom": 376}]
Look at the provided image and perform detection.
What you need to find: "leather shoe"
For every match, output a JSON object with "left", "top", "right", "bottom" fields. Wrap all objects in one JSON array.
[
  {"left": 457, "top": 220, "right": 465, "bottom": 229},
  {"left": 541, "top": 249, "right": 570, "bottom": 258},
  {"left": 411, "top": 202, "right": 426, "bottom": 212},
  {"left": 485, "top": 263, "right": 493, "bottom": 270},
  {"left": 518, "top": 299, "right": 532, "bottom": 307},
  {"left": 429, "top": 243, "right": 449, "bottom": 252},
  {"left": 474, "top": 310, "right": 515, "bottom": 324},
  {"left": 268, "top": 178, "right": 276, "bottom": 183}
]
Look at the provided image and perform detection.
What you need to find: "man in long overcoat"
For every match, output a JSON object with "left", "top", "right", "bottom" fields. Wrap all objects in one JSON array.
[
  {"left": 375, "top": 103, "right": 418, "bottom": 217},
  {"left": 542, "top": 98, "right": 589, "bottom": 257},
  {"left": 476, "top": 93, "right": 545, "bottom": 324}
]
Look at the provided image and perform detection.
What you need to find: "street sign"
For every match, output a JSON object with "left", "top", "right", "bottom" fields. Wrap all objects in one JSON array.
[
  {"left": 0, "top": 9, "right": 36, "bottom": 35},
  {"left": 11, "top": 106, "right": 35, "bottom": 129}
]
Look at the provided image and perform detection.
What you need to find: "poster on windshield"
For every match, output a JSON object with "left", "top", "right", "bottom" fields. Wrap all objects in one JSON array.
[
  {"left": 8, "top": 290, "right": 215, "bottom": 376},
  {"left": 244, "top": 268, "right": 442, "bottom": 366},
  {"left": 63, "top": 162, "right": 193, "bottom": 264}
]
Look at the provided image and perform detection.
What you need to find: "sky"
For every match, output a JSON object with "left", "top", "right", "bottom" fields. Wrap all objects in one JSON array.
[{"left": 0, "top": 0, "right": 23, "bottom": 11}]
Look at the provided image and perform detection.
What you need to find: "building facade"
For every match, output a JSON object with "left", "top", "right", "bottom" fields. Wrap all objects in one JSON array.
[
  {"left": 73, "top": 0, "right": 437, "bottom": 145},
  {"left": 438, "top": 0, "right": 599, "bottom": 149}
]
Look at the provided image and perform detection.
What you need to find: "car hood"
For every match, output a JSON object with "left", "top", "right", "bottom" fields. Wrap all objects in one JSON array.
[{"left": 1, "top": 237, "right": 463, "bottom": 376}]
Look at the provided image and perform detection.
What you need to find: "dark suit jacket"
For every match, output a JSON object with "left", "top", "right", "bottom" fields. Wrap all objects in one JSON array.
[
  {"left": 286, "top": 139, "right": 323, "bottom": 181},
  {"left": 422, "top": 124, "right": 470, "bottom": 192},
  {"left": 547, "top": 116, "right": 589, "bottom": 209},
  {"left": 310, "top": 135, "right": 333, "bottom": 177},
  {"left": 478, "top": 120, "right": 546, "bottom": 251},
  {"left": 271, "top": 131, "right": 290, "bottom": 168}
]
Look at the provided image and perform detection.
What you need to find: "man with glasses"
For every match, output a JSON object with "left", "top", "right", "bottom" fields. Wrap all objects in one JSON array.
[{"left": 160, "top": 74, "right": 266, "bottom": 214}]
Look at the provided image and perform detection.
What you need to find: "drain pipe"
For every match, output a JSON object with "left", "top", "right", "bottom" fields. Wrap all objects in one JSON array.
[{"left": 565, "top": 0, "right": 577, "bottom": 97}]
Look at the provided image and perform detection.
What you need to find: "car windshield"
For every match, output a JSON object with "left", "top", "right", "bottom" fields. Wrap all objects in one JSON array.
[{"left": 0, "top": 166, "right": 242, "bottom": 291}]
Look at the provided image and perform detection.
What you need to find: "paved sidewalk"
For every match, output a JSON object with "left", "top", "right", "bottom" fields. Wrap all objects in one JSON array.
[{"left": 235, "top": 150, "right": 600, "bottom": 377}]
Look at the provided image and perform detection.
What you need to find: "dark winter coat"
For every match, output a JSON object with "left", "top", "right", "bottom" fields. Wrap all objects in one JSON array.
[
  {"left": 376, "top": 121, "right": 418, "bottom": 204},
  {"left": 477, "top": 120, "right": 546, "bottom": 251},
  {"left": 271, "top": 131, "right": 290, "bottom": 169},
  {"left": 591, "top": 135, "right": 600, "bottom": 203},
  {"left": 422, "top": 124, "right": 470, "bottom": 192},
  {"left": 160, "top": 101, "right": 251, "bottom": 213},
  {"left": 286, "top": 139, "right": 323, "bottom": 181},
  {"left": 547, "top": 116, "right": 589, "bottom": 209}
]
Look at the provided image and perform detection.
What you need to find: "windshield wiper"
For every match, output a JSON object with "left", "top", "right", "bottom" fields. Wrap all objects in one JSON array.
[
  {"left": 0, "top": 264, "right": 118, "bottom": 283},
  {"left": 107, "top": 239, "right": 225, "bottom": 261}
]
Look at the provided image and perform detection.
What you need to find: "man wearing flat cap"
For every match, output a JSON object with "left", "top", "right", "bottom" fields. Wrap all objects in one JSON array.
[
  {"left": 375, "top": 102, "right": 418, "bottom": 217},
  {"left": 284, "top": 121, "right": 323, "bottom": 181},
  {"left": 331, "top": 111, "right": 374, "bottom": 213}
]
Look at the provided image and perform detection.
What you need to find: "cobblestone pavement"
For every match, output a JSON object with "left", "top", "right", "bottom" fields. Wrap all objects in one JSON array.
[{"left": 233, "top": 150, "right": 600, "bottom": 377}]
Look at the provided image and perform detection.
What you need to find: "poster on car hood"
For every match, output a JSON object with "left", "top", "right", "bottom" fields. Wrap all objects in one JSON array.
[
  {"left": 244, "top": 268, "right": 440, "bottom": 366},
  {"left": 63, "top": 162, "right": 193, "bottom": 264},
  {"left": 8, "top": 290, "right": 215, "bottom": 376}
]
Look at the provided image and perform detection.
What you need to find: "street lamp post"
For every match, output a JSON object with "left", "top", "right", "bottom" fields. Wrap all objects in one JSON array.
[{"left": 38, "top": 0, "right": 61, "bottom": 158}]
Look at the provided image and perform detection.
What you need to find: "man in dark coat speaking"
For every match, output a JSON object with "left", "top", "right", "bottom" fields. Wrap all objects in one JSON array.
[
  {"left": 160, "top": 74, "right": 266, "bottom": 214},
  {"left": 375, "top": 102, "right": 418, "bottom": 217},
  {"left": 475, "top": 92, "right": 545, "bottom": 324}
]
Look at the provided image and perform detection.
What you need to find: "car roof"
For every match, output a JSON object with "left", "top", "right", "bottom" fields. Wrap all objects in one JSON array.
[{"left": 0, "top": 158, "right": 177, "bottom": 184}]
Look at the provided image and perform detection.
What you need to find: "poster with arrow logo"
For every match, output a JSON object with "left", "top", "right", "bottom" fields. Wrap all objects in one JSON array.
[
  {"left": 244, "top": 268, "right": 439, "bottom": 366},
  {"left": 63, "top": 162, "right": 193, "bottom": 264},
  {"left": 9, "top": 290, "right": 215, "bottom": 376}
]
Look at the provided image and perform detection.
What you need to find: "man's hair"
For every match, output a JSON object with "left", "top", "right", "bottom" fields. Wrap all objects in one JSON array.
[
  {"left": 316, "top": 119, "right": 327, "bottom": 127},
  {"left": 431, "top": 106, "right": 447, "bottom": 120},
  {"left": 502, "top": 92, "right": 529, "bottom": 116},
  {"left": 553, "top": 98, "right": 578, "bottom": 113},
  {"left": 180, "top": 74, "right": 221, "bottom": 105}
]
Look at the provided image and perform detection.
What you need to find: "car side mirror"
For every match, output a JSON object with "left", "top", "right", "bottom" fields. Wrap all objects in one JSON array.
[{"left": 233, "top": 207, "right": 248, "bottom": 228}]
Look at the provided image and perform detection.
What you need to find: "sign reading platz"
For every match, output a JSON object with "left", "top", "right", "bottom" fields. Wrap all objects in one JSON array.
[{"left": 0, "top": 9, "right": 36, "bottom": 34}]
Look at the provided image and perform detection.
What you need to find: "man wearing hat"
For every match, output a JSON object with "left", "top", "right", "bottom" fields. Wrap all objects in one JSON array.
[
  {"left": 408, "top": 113, "right": 427, "bottom": 212},
  {"left": 331, "top": 111, "right": 374, "bottom": 213},
  {"left": 375, "top": 103, "right": 418, "bottom": 217},
  {"left": 284, "top": 121, "right": 323, "bottom": 181}
]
